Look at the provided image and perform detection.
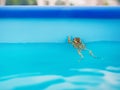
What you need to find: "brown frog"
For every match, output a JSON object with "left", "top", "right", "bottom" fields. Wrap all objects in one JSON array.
[{"left": 68, "top": 36, "right": 96, "bottom": 59}]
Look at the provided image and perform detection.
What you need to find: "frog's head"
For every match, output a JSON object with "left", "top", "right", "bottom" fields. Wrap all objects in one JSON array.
[{"left": 73, "top": 38, "right": 81, "bottom": 44}]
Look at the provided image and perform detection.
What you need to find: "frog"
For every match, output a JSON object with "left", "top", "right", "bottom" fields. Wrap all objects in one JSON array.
[{"left": 68, "top": 36, "right": 97, "bottom": 59}]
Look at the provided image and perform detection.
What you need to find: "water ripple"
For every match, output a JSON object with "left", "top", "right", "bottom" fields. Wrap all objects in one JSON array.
[{"left": 0, "top": 66, "right": 120, "bottom": 90}]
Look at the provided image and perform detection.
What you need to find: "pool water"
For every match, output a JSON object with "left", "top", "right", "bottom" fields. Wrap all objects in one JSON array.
[
  {"left": 0, "top": 42, "right": 120, "bottom": 90},
  {"left": 0, "top": 18, "right": 120, "bottom": 42},
  {"left": 0, "top": 18, "right": 120, "bottom": 90}
]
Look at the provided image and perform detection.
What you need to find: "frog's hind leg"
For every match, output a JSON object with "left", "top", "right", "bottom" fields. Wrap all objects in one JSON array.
[
  {"left": 85, "top": 48, "right": 97, "bottom": 58},
  {"left": 77, "top": 49, "right": 84, "bottom": 59}
]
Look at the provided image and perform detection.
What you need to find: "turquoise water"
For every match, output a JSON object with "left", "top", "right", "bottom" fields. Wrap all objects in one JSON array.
[
  {"left": 0, "top": 42, "right": 120, "bottom": 90},
  {"left": 0, "top": 18, "right": 120, "bottom": 90},
  {"left": 0, "top": 19, "right": 120, "bottom": 42}
]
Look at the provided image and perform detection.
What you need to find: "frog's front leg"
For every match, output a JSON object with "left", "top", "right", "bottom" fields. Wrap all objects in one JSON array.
[{"left": 68, "top": 36, "right": 72, "bottom": 43}]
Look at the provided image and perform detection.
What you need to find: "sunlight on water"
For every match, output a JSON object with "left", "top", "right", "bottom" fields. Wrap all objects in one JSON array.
[
  {"left": 0, "top": 42, "right": 120, "bottom": 90},
  {"left": 0, "top": 67, "right": 120, "bottom": 90}
]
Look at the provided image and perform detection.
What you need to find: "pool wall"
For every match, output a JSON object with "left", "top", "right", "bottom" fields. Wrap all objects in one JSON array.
[
  {"left": 0, "top": 6, "right": 120, "bottom": 18},
  {"left": 0, "top": 6, "right": 120, "bottom": 43}
]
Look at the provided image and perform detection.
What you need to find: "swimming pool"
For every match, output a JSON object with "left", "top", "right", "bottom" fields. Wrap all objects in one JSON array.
[{"left": 0, "top": 6, "right": 120, "bottom": 90}]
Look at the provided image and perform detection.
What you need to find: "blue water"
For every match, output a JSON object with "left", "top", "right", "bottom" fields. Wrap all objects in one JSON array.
[
  {"left": 0, "top": 18, "right": 120, "bottom": 90},
  {"left": 0, "top": 42, "right": 120, "bottom": 90},
  {"left": 0, "top": 18, "right": 120, "bottom": 42}
]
